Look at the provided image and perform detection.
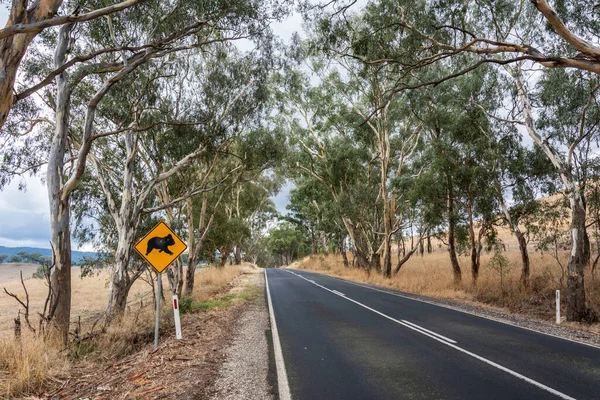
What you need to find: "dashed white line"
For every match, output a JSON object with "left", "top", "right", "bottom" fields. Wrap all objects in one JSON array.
[
  {"left": 283, "top": 269, "right": 576, "bottom": 400},
  {"left": 332, "top": 290, "right": 345, "bottom": 296},
  {"left": 400, "top": 319, "right": 456, "bottom": 344}
]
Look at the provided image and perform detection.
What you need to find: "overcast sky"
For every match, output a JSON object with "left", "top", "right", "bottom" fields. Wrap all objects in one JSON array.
[{"left": 0, "top": 5, "right": 302, "bottom": 249}]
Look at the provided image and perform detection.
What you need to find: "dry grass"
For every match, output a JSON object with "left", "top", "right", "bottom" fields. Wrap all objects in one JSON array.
[
  {"left": 0, "top": 335, "right": 68, "bottom": 396},
  {"left": 0, "top": 264, "right": 247, "bottom": 398},
  {"left": 294, "top": 249, "right": 600, "bottom": 330}
]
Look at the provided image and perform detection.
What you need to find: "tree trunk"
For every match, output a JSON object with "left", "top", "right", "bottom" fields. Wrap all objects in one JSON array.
[
  {"left": 466, "top": 191, "right": 479, "bottom": 284},
  {"left": 446, "top": 175, "right": 462, "bottom": 283},
  {"left": 106, "top": 231, "right": 136, "bottom": 317},
  {"left": 46, "top": 24, "right": 74, "bottom": 345},
  {"left": 234, "top": 246, "right": 242, "bottom": 265},
  {"left": 320, "top": 232, "right": 328, "bottom": 255},
  {"left": 394, "top": 239, "right": 420, "bottom": 274},
  {"left": 48, "top": 202, "right": 72, "bottom": 345},
  {"left": 339, "top": 238, "right": 349, "bottom": 266},
  {"left": 515, "top": 230, "right": 530, "bottom": 287},
  {"left": 370, "top": 253, "right": 381, "bottom": 271},
  {"left": 354, "top": 250, "right": 371, "bottom": 270},
  {"left": 567, "top": 192, "right": 588, "bottom": 321},
  {"left": 427, "top": 234, "right": 432, "bottom": 254},
  {"left": 0, "top": 1, "right": 63, "bottom": 129},
  {"left": 382, "top": 234, "right": 392, "bottom": 278},
  {"left": 311, "top": 231, "right": 318, "bottom": 254},
  {"left": 512, "top": 66, "right": 587, "bottom": 320}
]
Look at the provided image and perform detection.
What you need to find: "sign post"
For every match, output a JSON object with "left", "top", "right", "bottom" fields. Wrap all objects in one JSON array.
[
  {"left": 134, "top": 221, "right": 188, "bottom": 350},
  {"left": 155, "top": 273, "right": 162, "bottom": 350}
]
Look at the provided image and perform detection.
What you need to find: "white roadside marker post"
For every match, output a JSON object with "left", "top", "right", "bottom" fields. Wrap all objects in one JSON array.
[
  {"left": 173, "top": 294, "right": 182, "bottom": 340},
  {"left": 556, "top": 290, "right": 561, "bottom": 324}
]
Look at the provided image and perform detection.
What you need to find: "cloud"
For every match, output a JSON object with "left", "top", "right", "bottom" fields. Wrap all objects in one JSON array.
[
  {"left": 271, "top": 181, "right": 294, "bottom": 215},
  {"left": 0, "top": 175, "right": 50, "bottom": 247}
]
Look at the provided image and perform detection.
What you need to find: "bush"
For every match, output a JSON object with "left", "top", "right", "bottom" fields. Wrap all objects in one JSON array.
[
  {"left": 178, "top": 297, "right": 194, "bottom": 314},
  {"left": 32, "top": 264, "right": 49, "bottom": 279}
]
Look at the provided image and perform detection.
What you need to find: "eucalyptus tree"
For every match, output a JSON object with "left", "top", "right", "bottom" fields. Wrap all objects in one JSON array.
[
  {"left": 87, "top": 43, "right": 278, "bottom": 312},
  {"left": 233, "top": 176, "right": 281, "bottom": 264},
  {"left": 267, "top": 221, "right": 311, "bottom": 266},
  {"left": 312, "top": 0, "right": 600, "bottom": 318},
  {"left": 278, "top": 69, "right": 383, "bottom": 271},
  {"left": 1, "top": 0, "right": 286, "bottom": 341},
  {"left": 287, "top": 177, "right": 341, "bottom": 256},
  {"left": 0, "top": 0, "right": 146, "bottom": 130}
]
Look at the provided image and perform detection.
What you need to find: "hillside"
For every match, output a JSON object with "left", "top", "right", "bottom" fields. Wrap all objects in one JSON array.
[{"left": 0, "top": 245, "right": 98, "bottom": 264}]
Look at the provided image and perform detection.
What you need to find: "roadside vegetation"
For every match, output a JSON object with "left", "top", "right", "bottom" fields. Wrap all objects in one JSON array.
[
  {"left": 2, "top": 0, "right": 600, "bottom": 397},
  {"left": 0, "top": 265, "right": 247, "bottom": 397}
]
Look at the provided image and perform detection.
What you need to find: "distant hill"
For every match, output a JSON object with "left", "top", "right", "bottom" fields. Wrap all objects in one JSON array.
[{"left": 0, "top": 246, "right": 98, "bottom": 265}]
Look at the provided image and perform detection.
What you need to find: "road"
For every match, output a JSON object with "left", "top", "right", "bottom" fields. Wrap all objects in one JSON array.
[{"left": 265, "top": 268, "right": 600, "bottom": 400}]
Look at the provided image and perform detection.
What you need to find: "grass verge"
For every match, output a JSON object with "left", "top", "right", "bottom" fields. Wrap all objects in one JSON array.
[{"left": 0, "top": 265, "right": 249, "bottom": 398}]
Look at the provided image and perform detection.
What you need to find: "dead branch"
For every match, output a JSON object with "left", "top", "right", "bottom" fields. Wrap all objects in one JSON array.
[{"left": 3, "top": 270, "right": 36, "bottom": 333}]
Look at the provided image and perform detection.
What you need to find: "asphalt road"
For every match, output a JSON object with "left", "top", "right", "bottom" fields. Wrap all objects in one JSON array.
[{"left": 265, "top": 268, "right": 600, "bottom": 400}]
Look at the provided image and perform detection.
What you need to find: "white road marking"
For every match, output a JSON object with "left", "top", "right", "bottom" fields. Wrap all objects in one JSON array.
[
  {"left": 400, "top": 319, "right": 456, "bottom": 344},
  {"left": 332, "top": 290, "right": 345, "bottom": 296},
  {"left": 284, "top": 269, "right": 576, "bottom": 400},
  {"left": 305, "top": 270, "right": 600, "bottom": 351},
  {"left": 265, "top": 269, "right": 292, "bottom": 400}
]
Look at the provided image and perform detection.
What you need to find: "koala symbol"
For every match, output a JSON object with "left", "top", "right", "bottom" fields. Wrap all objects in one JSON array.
[{"left": 146, "top": 234, "right": 176, "bottom": 256}]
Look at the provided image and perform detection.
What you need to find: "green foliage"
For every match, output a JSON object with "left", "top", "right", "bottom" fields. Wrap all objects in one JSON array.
[
  {"left": 179, "top": 287, "right": 259, "bottom": 315},
  {"left": 487, "top": 250, "right": 511, "bottom": 292},
  {"left": 32, "top": 264, "right": 49, "bottom": 280},
  {"left": 8, "top": 255, "right": 22, "bottom": 263}
]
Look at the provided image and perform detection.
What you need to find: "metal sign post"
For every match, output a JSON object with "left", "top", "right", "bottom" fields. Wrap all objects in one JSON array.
[
  {"left": 154, "top": 273, "right": 162, "bottom": 350},
  {"left": 134, "top": 221, "right": 187, "bottom": 351}
]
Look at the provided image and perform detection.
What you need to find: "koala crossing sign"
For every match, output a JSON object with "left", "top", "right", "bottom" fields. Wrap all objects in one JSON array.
[{"left": 134, "top": 221, "right": 187, "bottom": 274}]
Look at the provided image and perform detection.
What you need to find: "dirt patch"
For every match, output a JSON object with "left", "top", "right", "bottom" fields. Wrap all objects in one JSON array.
[{"left": 40, "top": 267, "right": 264, "bottom": 400}]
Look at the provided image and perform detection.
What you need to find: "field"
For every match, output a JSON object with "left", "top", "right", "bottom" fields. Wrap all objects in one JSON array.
[
  {"left": 0, "top": 264, "right": 249, "bottom": 397},
  {"left": 0, "top": 264, "right": 153, "bottom": 338},
  {"left": 294, "top": 238, "right": 600, "bottom": 332},
  {"left": 0, "top": 263, "right": 39, "bottom": 284}
]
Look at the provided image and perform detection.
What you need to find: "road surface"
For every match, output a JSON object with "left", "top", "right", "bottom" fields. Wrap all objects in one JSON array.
[{"left": 265, "top": 268, "right": 600, "bottom": 400}]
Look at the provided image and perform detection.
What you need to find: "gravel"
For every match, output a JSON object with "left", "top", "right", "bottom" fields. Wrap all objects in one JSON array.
[
  {"left": 209, "top": 271, "right": 275, "bottom": 400},
  {"left": 328, "top": 275, "right": 600, "bottom": 348}
]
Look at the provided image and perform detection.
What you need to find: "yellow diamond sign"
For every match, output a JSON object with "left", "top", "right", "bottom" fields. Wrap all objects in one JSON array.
[{"left": 134, "top": 221, "right": 187, "bottom": 274}]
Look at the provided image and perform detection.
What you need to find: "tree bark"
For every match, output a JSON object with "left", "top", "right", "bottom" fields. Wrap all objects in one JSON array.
[
  {"left": 567, "top": 192, "right": 588, "bottom": 321},
  {"left": 320, "top": 232, "right": 328, "bottom": 255},
  {"left": 513, "top": 67, "right": 587, "bottom": 319},
  {"left": 0, "top": 1, "right": 63, "bottom": 129},
  {"left": 466, "top": 189, "right": 479, "bottom": 284},
  {"left": 516, "top": 230, "right": 530, "bottom": 287},
  {"left": 234, "top": 246, "right": 242, "bottom": 265},
  {"left": 446, "top": 174, "right": 462, "bottom": 283},
  {"left": 339, "top": 237, "right": 349, "bottom": 266},
  {"left": 46, "top": 23, "right": 74, "bottom": 345},
  {"left": 394, "top": 239, "right": 420, "bottom": 274}
]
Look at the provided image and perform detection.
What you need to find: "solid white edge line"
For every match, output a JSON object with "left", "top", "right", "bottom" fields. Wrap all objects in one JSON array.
[
  {"left": 332, "top": 290, "right": 346, "bottom": 296},
  {"left": 298, "top": 269, "right": 600, "bottom": 351},
  {"left": 285, "top": 269, "right": 576, "bottom": 400},
  {"left": 265, "top": 269, "right": 292, "bottom": 400}
]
